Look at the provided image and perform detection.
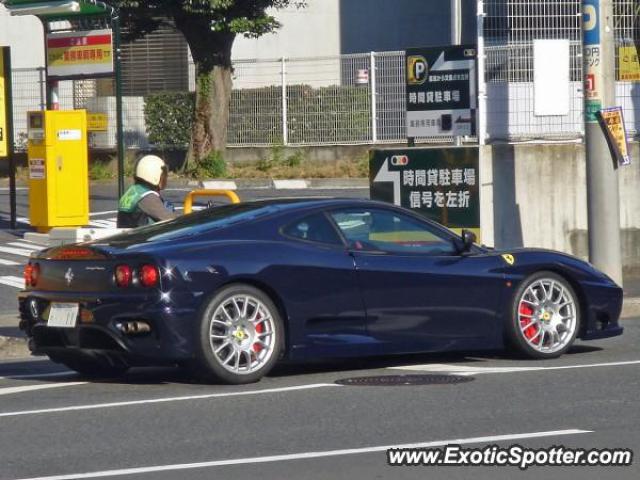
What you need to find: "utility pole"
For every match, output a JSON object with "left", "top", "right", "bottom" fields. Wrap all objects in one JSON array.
[
  {"left": 451, "top": 0, "right": 462, "bottom": 146},
  {"left": 583, "top": 0, "right": 623, "bottom": 285},
  {"left": 451, "top": 0, "right": 462, "bottom": 44}
]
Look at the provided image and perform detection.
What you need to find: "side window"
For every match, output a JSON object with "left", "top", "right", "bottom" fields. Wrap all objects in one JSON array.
[
  {"left": 330, "top": 209, "right": 456, "bottom": 255},
  {"left": 283, "top": 213, "right": 343, "bottom": 246}
]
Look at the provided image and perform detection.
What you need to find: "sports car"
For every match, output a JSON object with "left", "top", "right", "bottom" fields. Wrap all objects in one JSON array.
[{"left": 18, "top": 198, "right": 623, "bottom": 384}]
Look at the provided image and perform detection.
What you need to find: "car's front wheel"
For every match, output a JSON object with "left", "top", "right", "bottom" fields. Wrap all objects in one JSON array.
[
  {"left": 506, "top": 272, "right": 580, "bottom": 359},
  {"left": 194, "top": 284, "right": 284, "bottom": 384}
]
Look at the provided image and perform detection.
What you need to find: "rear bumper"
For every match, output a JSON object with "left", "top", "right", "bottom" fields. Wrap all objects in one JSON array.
[{"left": 18, "top": 290, "right": 201, "bottom": 365}]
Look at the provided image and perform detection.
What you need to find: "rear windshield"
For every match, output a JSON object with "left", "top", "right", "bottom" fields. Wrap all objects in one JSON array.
[{"left": 102, "top": 203, "right": 281, "bottom": 246}]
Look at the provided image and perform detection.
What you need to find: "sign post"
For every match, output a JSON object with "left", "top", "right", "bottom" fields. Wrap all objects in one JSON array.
[
  {"left": 406, "top": 45, "right": 477, "bottom": 142},
  {"left": 370, "top": 147, "right": 481, "bottom": 239},
  {"left": 0, "top": 47, "right": 17, "bottom": 230}
]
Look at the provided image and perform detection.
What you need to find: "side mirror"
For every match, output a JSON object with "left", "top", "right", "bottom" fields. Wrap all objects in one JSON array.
[{"left": 455, "top": 229, "right": 477, "bottom": 254}]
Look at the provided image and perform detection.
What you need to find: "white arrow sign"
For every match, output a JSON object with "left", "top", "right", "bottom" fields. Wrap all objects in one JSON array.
[
  {"left": 373, "top": 159, "right": 401, "bottom": 206},
  {"left": 432, "top": 52, "right": 474, "bottom": 72}
]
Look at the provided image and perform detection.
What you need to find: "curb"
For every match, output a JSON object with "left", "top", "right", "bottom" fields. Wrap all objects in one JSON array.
[
  {"left": 199, "top": 178, "right": 369, "bottom": 191},
  {"left": 621, "top": 296, "right": 640, "bottom": 319},
  {"left": 0, "top": 336, "right": 29, "bottom": 360}
]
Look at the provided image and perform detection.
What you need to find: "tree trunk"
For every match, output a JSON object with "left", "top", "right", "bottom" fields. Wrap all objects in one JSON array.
[{"left": 189, "top": 64, "right": 233, "bottom": 166}]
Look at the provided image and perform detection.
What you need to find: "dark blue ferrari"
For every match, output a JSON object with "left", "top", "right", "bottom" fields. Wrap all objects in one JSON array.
[{"left": 18, "top": 198, "right": 623, "bottom": 384}]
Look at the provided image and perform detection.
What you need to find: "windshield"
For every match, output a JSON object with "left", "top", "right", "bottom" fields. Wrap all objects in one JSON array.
[{"left": 102, "top": 203, "right": 282, "bottom": 246}]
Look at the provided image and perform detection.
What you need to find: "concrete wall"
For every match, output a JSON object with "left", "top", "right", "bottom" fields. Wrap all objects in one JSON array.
[
  {"left": 480, "top": 142, "right": 640, "bottom": 271},
  {"left": 232, "top": 1, "right": 341, "bottom": 60}
]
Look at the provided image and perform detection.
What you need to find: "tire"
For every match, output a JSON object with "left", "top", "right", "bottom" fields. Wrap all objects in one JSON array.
[
  {"left": 193, "top": 284, "right": 284, "bottom": 384},
  {"left": 50, "top": 353, "right": 129, "bottom": 378},
  {"left": 506, "top": 271, "right": 581, "bottom": 359}
]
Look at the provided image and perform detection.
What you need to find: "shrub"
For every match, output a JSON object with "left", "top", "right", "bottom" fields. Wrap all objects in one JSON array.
[{"left": 144, "top": 92, "right": 195, "bottom": 149}]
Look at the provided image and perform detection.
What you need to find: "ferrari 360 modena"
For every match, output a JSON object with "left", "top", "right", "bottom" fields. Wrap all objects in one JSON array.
[{"left": 18, "top": 199, "right": 623, "bottom": 384}]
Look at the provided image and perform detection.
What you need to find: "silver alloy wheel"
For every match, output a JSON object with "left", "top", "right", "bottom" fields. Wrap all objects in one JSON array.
[
  {"left": 209, "top": 294, "right": 276, "bottom": 375},
  {"left": 517, "top": 278, "right": 577, "bottom": 354}
]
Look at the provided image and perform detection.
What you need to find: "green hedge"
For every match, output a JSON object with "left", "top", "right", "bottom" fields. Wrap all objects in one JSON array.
[
  {"left": 144, "top": 84, "right": 372, "bottom": 148},
  {"left": 144, "top": 91, "right": 195, "bottom": 148}
]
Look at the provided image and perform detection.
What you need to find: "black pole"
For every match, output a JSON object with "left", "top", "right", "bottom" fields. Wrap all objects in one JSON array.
[
  {"left": 2, "top": 47, "right": 17, "bottom": 230},
  {"left": 112, "top": 12, "right": 125, "bottom": 198}
]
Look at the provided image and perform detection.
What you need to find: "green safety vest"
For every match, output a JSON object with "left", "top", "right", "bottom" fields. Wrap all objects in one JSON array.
[{"left": 117, "top": 183, "right": 156, "bottom": 227}]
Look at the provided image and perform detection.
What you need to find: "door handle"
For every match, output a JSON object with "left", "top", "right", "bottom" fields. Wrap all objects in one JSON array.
[{"left": 56, "top": 156, "right": 63, "bottom": 171}]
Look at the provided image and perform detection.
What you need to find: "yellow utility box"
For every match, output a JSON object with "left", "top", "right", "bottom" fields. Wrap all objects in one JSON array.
[{"left": 27, "top": 110, "right": 89, "bottom": 232}]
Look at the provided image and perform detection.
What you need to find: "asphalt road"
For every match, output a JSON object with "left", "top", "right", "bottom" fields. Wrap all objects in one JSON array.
[
  {"left": 0, "top": 319, "right": 638, "bottom": 480},
  {"left": 0, "top": 183, "right": 368, "bottom": 312}
]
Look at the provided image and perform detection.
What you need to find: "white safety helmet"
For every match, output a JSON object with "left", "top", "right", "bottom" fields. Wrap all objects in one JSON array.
[{"left": 135, "top": 155, "right": 167, "bottom": 187}]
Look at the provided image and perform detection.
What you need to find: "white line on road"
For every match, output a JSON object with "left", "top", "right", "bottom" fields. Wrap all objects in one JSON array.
[
  {"left": 8, "top": 242, "right": 43, "bottom": 251},
  {"left": 0, "top": 258, "right": 20, "bottom": 266},
  {"left": 89, "top": 211, "right": 118, "bottom": 217},
  {"left": 0, "top": 276, "right": 24, "bottom": 289},
  {"left": 0, "top": 246, "right": 34, "bottom": 257},
  {"left": 0, "top": 383, "right": 337, "bottom": 418},
  {"left": 9, "top": 429, "right": 591, "bottom": 480},
  {"left": 0, "top": 188, "right": 28, "bottom": 192},
  {"left": 0, "top": 371, "right": 76, "bottom": 381},
  {"left": 390, "top": 359, "right": 640, "bottom": 376},
  {"left": 0, "top": 382, "right": 86, "bottom": 396}
]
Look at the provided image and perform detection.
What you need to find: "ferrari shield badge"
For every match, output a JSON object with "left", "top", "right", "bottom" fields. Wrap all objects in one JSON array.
[{"left": 501, "top": 254, "right": 515, "bottom": 266}]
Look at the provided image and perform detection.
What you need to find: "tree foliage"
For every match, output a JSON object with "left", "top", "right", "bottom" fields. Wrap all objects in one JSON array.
[{"left": 111, "top": 0, "right": 306, "bottom": 167}]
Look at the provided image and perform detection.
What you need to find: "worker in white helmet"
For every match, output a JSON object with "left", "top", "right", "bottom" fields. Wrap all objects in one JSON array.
[{"left": 117, "top": 155, "right": 177, "bottom": 228}]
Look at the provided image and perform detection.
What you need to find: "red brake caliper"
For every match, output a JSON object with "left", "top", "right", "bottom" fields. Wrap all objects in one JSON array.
[
  {"left": 253, "top": 316, "right": 264, "bottom": 354},
  {"left": 519, "top": 303, "right": 537, "bottom": 340}
]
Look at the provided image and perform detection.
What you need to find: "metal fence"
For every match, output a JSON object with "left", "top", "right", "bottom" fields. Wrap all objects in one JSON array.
[{"left": 7, "top": 1, "right": 640, "bottom": 149}]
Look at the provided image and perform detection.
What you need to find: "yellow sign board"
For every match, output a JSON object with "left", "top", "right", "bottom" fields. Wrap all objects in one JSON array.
[
  {"left": 0, "top": 48, "right": 7, "bottom": 158},
  {"left": 598, "top": 107, "right": 631, "bottom": 166},
  {"left": 619, "top": 46, "right": 640, "bottom": 81},
  {"left": 87, "top": 113, "right": 108, "bottom": 132}
]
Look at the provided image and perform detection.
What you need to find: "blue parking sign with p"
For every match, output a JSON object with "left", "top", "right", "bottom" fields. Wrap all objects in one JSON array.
[{"left": 584, "top": 0, "right": 599, "bottom": 46}]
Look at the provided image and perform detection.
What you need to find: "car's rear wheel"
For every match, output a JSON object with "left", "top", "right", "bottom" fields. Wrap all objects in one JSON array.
[
  {"left": 50, "top": 353, "right": 129, "bottom": 378},
  {"left": 194, "top": 284, "right": 283, "bottom": 384},
  {"left": 506, "top": 272, "right": 580, "bottom": 359}
]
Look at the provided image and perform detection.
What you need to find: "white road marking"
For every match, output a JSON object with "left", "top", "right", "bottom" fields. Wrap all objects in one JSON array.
[
  {"left": 9, "top": 429, "right": 591, "bottom": 480},
  {"left": 0, "top": 187, "right": 28, "bottom": 192},
  {"left": 0, "top": 276, "right": 24, "bottom": 289},
  {"left": 8, "top": 242, "right": 43, "bottom": 251},
  {"left": 0, "top": 258, "right": 20, "bottom": 266},
  {"left": 390, "top": 359, "right": 640, "bottom": 376},
  {"left": 0, "top": 383, "right": 337, "bottom": 418},
  {"left": 90, "top": 210, "right": 118, "bottom": 217},
  {"left": 0, "top": 246, "right": 34, "bottom": 257},
  {"left": 89, "top": 220, "right": 117, "bottom": 228},
  {"left": 0, "top": 382, "right": 86, "bottom": 396},
  {"left": 0, "top": 215, "right": 30, "bottom": 225},
  {"left": 0, "top": 371, "right": 76, "bottom": 381}
]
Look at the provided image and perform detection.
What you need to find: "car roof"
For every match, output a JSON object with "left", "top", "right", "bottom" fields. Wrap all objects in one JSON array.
[{"left": 233, "top": 197, "right": 388, "bottom": 212}]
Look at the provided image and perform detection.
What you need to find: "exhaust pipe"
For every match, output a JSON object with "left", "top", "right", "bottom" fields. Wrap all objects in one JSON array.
[{"left": 115, "top": 320, "right": 152, "bottom": 335}]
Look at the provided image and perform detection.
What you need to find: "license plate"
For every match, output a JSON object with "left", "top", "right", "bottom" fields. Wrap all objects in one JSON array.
[{"left": 48, "top": 303, "right": 79, "bottom": 328}]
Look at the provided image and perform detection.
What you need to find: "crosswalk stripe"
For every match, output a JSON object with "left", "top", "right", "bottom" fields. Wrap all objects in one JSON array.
[
  {"left": 0, "top": 276, "right": 24, "bottom": 289},
  {"left": 0, "top": 246, "right": 34, "bottom": 257},
  {"left": 0, "top": 258, "right": 20, "bottom": 266},
  {"left": 7, "top": 242, "right": 43, "bottom": 251}
]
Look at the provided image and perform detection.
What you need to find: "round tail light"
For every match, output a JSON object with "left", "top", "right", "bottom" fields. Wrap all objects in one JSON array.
[
  {"left": 24, "top": 263, "right": 39, "bottom": 287},
  {"left": 24, "top": 264, "right": 34, "bottom": 287},
  {"left": 139, "top": 264, "right": 159, "bottom": 288},
  {"left": 115, "top": 265, "right": 132, "bottom": 288}
]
